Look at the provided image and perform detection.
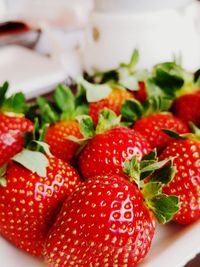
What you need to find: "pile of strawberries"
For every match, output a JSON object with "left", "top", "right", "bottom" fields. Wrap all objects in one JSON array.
[{"left": 0, "top": 50, "right": 200, "bottom": 266}]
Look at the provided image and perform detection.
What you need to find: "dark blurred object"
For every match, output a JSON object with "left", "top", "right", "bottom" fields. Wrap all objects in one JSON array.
[
  {"left": 0, "top": 21, "right": 41, "bottom": 48},
  {"left": 185, "top": 254, "right": 200, "bottom": 267}
]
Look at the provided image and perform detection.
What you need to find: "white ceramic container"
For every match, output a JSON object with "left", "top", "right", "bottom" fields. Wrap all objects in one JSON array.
[{"left": 82, "top": 1, "right": 200, "bottom": 72}]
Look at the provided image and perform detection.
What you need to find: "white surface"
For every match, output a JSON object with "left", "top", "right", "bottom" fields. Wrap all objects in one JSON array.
[
  {"left": 94, "top": 0, "right": 194, "bottom": 13},
  {"left": 0, "top": 237, "right": 45, "bottom": 267},
  {"left": 0, "top": 45, "right": 81, "bottom": 99},
  {"left": 82, "top": 2, "right": 200, "bottom": 72},
  {"left": 0, "top": 0, "right": 93, "bottom": 29},
  {"left": 0, "top": 220, "right": 199, "bottom": 267}
]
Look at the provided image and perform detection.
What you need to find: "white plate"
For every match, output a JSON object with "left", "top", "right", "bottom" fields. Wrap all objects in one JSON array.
[
  {"left": 0, "top": 45, "right": 66, "bottom": 99},
  {"left": 0, "top": 220, "right": 199, "bottom": 267}
]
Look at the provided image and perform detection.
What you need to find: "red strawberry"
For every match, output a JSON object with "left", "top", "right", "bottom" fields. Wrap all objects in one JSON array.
[
  {"left": 171, "top": 90, "right": 200, "bottom": 127},
  {"left": 0, "top": 114, "right": 33, "bottom": 166},
  {"left": 0, "top": 153, "right": 81, "bottom": 256},
  {"left": 121, "top": 97, "right": 189, "bottom": 152},
  {"left": 78, "top": 126, "right": 151, "bottom": 179},
  {"left": 37, "top": 84, "right": 87, "bottom": 163},
  {"left": 133, "top": 81, "right": 147, "bottom": 103},
  {"left": 160, "top": 137, "right": 200, "bottom": 224},
  {"left": 44, "top": 155, "right": 179, "bottom": 266},
  {"left": 45, "top": 121, "right": 83, "bottom": 163},
  {"left": 69, "top": 109, "right": 152, "bottom": 179},
  {"left": 133, "top": 113, "right": 189, "bottom": 152},
  {"left": 0, "top": 82, "right": 33, "bottom": 166},
  {"left": 89, "top": 87, "right": 134, "bottom": 125},
  {"left": 44, "top": 175, "right": 155, "bottom": 266}
]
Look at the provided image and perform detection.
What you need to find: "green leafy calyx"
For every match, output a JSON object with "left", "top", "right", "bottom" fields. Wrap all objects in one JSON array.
[
  {"left": 67, "top": 109, "right": 121, "bottom": 148},
  {"left": 12, "top": 149, "right": 49, "bottom": 177},
  {"left": 96, "top": 109, "right": 121, "bottom": 134},
  {"left": 0, "top": 81, "right": 27, "bottom": 115},
  {"left": 121, "top": 99, "right": 144, "bottom": 122},
  {"left": 0, "top": 164, "right": 8, "bottom": 187},
  {"left": 188, "top": 122, "right": 200, "bottom": 140},
  {"left": 37, "top": 84, "right": 88, "bottom": 125},
  {"left": 123, "top": 151, "right": 180, "bottom": 224},
  {"left": 16, "top": 120, "right": 52, "bottom": 177},
  {"left": 78, "top": 77, "right": 112, "bottom": 103},
  {"left": 88, "top": 49, "right": 147, "bottom": 91},
  {"left": 78, "top": 115, "right": 95, "bottom": 138},
  {"left": 163, "top": 123, "right": 200, "bottom": 141},
  {"left": 121, "top": 96, "right": 173, "bottom": 124}
]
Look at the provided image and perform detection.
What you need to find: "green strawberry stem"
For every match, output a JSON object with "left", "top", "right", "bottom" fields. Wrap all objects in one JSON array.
[
  {"left": 150, "top": 62, "right": 198, "bottom": 98},
  {"left": 37, "top": 84, "right": 89, "bottom": 126},
  {"left": 77, "top": 77, "right": 112, "bottom": 103},
  {"left": 123, "top": 151, "right": 180, "bottom": 224},
  {"left": 90, "top": 48, "right": 142, "bottom": 89},
  {"left": 189, "top": 122, "right": 200, "bottom": 139},
  {"left": 68, "top": 108, "right": 121, "bottom": 143},
  {"left": 0, "top": 164, "right": 8, "bottom": 187},
  {"left": 67, "top": 109, "right": 121, "bottom": 155},
  {"left": 162, "top": 123, "right": 200, "bottom": 141},
  {"left": 0, "top": 120, "right": 53, "bottom": 181},
  {"left": 87, "top": 51, "right": 198, "bottom": 101},
  {"left": 161, "top": 129, "right": 187, "bottom": 140},
  {"left": 12, "top": 149, "right": 49, "bottom": 177},
  {"left": 194, "top": 68, "right": 200, "bottom": 86},
  {"left": 0, "top": 81, "right": 28, "bottom": 115},
  {"left": 121, "top": 95, "right": 173, "bottom": 123},
  {"left": 95, "top": 109, "right": 121, "bottom": 134}
]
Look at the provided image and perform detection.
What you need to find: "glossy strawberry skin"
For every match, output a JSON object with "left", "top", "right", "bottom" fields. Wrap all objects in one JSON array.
[
  {"left": 0, "top": 114, "right": 33, "bottom": 167},
  {"left": 0, "top": 157, "right": 81, "bottom": 257},
  {"left": 45, "top": 121, "right": 83, "bottom": 163},
  {"left": 89, "top": 88, "right": 134, "bottom": 125},
  {"left": 160, "top": 139, "right": 200, "bottom": 224},
  {"left": 133, "top": 113, "right": 190, "bottom": 152},
  {"left": 78, "top": 127, "right": 151, "bottom": 179},
  {"left": 44, "top": 175, "right": 155, "bottom": 267},
  {"left": 171, "top": 91, "right": 200, "bottom": 127}
]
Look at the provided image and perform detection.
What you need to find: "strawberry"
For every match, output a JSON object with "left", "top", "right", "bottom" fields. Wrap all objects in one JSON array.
[
  {"left": 88, "top": 87, "right": 134, "bottom": 125},
  {"left": 171, "top": 90, "right": 200, "bottom": 127},
  {"left": 133, "top": 62, "right": 190, "bottom": 103},
  {"left": 45, "top": 175, "right": 155, "bottom": 266},
  {"left": 0, "top": 82, "right": 33, "bottom": 167},
  {"left": 45, "top": 121, "right": 83, "bottom": 163},
  {"left": 37, "top": 84, "right": 88, "bottom": 163},
  {"left": 0, "top": 145, "right": 81, "bottom": 257},
  {"left": 80, "top": 50, "right": 148, "bottom": 125},
  {"left": 121, "top": 97, "right": 189, "bottom": 152},
  {"left": 89, "top": 56, "right": 193, "bottom": 108},
  {"left": 170, "top": 68, "right": 200, "bottom": 126},
  {"left": 77, "top": 109, "right": 151, "bottom": 179},
  {"left": 159, "top": 128, "right": 200, "bottom": 224},
  {"left": 133, "top": 113, "right": 189, "bottom": 152},
  {"left": 133, "top": 81, "right": 147, "bottom": 103},
  {"left": 44, "top": 153, "right": 179, "bottom": 266}
]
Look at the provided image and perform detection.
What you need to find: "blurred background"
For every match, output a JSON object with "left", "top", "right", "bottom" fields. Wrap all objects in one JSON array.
[
  {"left": 0, "top": 0, "right": 199, "bottom": 266},
  {"left": 0, "top": 0, "right": 200, "bottom": 98}
]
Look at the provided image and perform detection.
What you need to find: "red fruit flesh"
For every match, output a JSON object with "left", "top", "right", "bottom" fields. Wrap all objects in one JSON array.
[
  {"left": 89, "top": 88, "right": 134, "bottom": 125},
  {"left": 44, "top": 175, "right": 155, "bottom": 267},
  {"left": 172, "top": 91, "right": 200, "bottom": 127},
  {"left": 133, "top": 113, "right": 190, "bottom": 152},
  {"left": 45, "top": 121, "right": 83, "bottom": 163},
  {"left": 0, "top": 157, "right": 81, "bottom": 256},
  {"left": 160, "top": 139, "right": 200, "bottom": 224},
  {"left": 0, "top": 114, "right": 33, "bottom": 166},
  {"left": 78, "top": 127, "right": 151, "bottom": 179}
]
